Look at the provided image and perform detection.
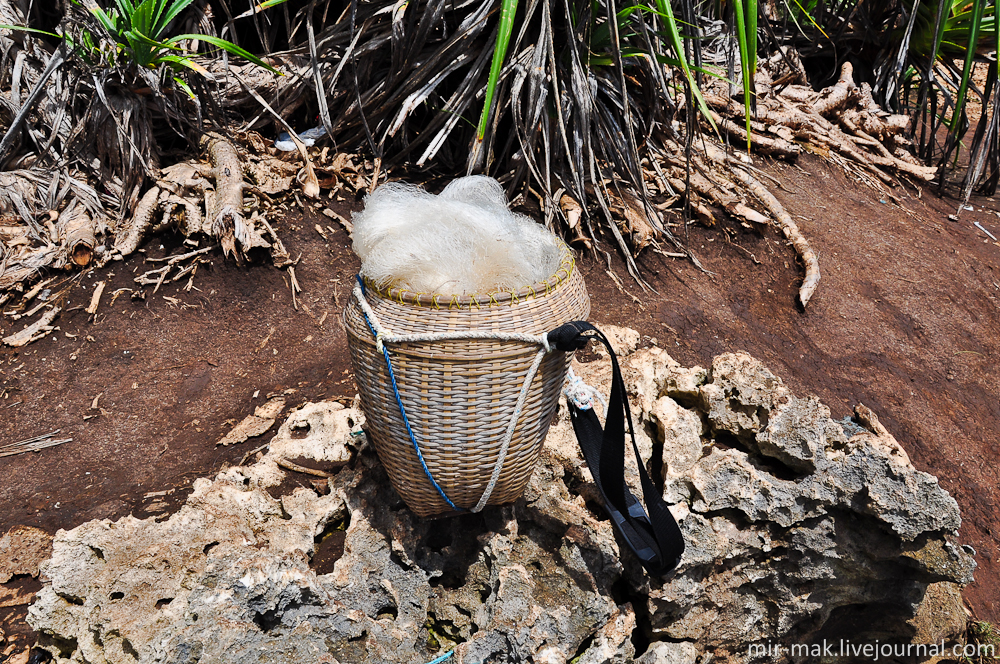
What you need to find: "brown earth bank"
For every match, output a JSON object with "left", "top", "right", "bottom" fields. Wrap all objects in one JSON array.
[{"left": 0, "top": 153, "right": 998, "bottom": 655}]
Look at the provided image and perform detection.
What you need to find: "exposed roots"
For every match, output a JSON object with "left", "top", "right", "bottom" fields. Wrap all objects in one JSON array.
[
  {"left": 704, "top": 61, "right": 937, "bottom": 184},
  {"left": 641, "top": 138, "right": 820, "bottom": 307},
  {"left": 113, "top": 135, "right": 292, "bottom": 261},
  {"left": 113, "top": 186, "right": 162, "bottom": 257},
  {"left": 202, "top": 134, "right": 267, "bottom": 258},
  {"left": 706, "top": 146, "right": 821, "bottom": 306},
  {"left": 613, "top": 54, "right": 948, "bottom": 308}
]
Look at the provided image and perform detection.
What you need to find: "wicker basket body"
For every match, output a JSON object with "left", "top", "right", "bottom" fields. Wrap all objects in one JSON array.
[{"left": 344, "top": 251, "right": 590, "bottom": 517}]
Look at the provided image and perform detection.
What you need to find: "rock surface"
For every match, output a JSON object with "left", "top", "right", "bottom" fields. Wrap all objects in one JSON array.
[
  {"left": 27, "top": 340, "right": 975, "bottom": 663},
  {"left": 0, "top": 526, "right": 52, "bottom": 583}
]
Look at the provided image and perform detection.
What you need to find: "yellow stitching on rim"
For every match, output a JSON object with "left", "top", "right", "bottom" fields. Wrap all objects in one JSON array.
[{"left": 368, "top": 241, "right": 575, "bottom": 309}]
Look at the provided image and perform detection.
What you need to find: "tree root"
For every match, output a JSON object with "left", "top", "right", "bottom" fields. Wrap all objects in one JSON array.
[
  {"left": 812, "top": 61, "right": 857, "bottom": 117},
  {"left": 113, "top": 186, "right": 162, "bottom": 257},
  {"left": 603, "top": 50, "right": 954, "bottom": 309},
  {"left": 704, "top": 60, "right": 936, "bottom": 186},
  {"left": 655, "top": 142, "right": 821, "bottom": 305},
  {"left": 114, "top": 135, "right": 275, "bottom": 260},
  {"left": 720, "top": 157, "right": 820, "bottom": 306},
  {"left": 202, "top": 134, "right": 268, "bottom": 258}
]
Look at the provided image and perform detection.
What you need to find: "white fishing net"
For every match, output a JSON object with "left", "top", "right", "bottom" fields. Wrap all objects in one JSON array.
[{"left": 352, "top": 176, "right": 563, "bottom": 294}]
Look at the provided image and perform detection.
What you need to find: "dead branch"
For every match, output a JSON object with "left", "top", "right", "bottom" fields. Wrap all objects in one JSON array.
[
  {"left": 276, "top": 457, "right": 334, "bottom": 478},
  {"left": 0, "top": 429, "right": 73, "bottom": 458},
  {"left": 203, "top": 134, "right": 269, "bottom": 258},
  {"left": 59, "top": 206, "right": 96, "bottom": 267},
  {"left": 2, "top": 305, "right": 61, "bottom": 346},
  {"left": 0, "top": 243, "right": 61, "bottom": 290},
  {"left": 85, "top": 281, "right": 105, "bottom": 315},
  {"left": 146, "top": 245, "right": 216, "bottom": 264}
]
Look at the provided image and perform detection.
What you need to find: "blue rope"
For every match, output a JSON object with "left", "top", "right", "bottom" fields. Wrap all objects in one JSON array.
[
  {"left": 356, "top": 277, "right": 463, "bottom": 512},
  {"left": 424, "top": 651, "right": 455, "bottom": 664}
]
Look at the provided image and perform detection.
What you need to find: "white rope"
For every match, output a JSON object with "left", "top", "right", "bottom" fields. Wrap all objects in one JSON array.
[
  {"left": 353, "top": 283, "right": 552, "bottom": 511},
  {"left": 473, "top": 346, "right": 546, "bottom": 512},
  {"left": 563, "top": 367, "right": 607, "bottom": 412}
]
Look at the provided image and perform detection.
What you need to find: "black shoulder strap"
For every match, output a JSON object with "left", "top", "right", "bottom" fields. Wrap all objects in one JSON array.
[{"left": 547, "top": 321, "right": 685, "bottom": 575}]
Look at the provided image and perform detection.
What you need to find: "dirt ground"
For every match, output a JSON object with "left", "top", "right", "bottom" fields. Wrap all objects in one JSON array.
[{"left": 1, "top": 154, "right": 999, "bottom": 656}]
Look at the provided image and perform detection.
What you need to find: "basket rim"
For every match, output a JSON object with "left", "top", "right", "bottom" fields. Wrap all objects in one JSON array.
[{"left": 361, "top": 241, "right": 576, "bottom": 310}]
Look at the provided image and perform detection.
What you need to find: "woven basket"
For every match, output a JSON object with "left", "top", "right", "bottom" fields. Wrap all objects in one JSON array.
[{"left": 344, "top": 244, "right": 590, "bottom": 517}]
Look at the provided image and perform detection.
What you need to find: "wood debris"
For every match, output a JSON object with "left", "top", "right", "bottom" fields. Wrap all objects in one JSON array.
[
  {"left": 322, "top": 208, "right": 352, "bottom": 236},
  {"left": 60, "top": 206, "right": 97, "bottom": 267},
  {"left": 22, "top": 276, "right": 56, "bottom": 304},
  {"left": 0, "top": 430, "right": 73, "bottom": 458},
  {"left": 2, "top": 306, "right": 61, "bottom": 347},
  {"left": 134, "top": 245, "right": 216, "bottom": 291},
  {"left": 216, "top": 397, "right": 286, "bottom": 446},
  {"left": 112, "top": 132, "right": 305, "bottom": 264},
  {"left": 275, "top": 457, "right": 334, "bottom": 478},
  {"left": 85, "top": 281, "right": 106, "bottom": 315}
]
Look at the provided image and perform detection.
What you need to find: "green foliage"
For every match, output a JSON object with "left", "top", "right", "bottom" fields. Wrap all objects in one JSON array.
[
  {"left": 3, "top": 0, "right": 279, "bottom": 91},
  {"left": 474, "top": 0, "right": 728, "bottom": 163},
  {"left": 905, "top": 0, "right": 996, "bottom": 60},
  {"left": 476, "top": 0, "right": 519, "bottom": 143},
  {"left": 963, "top": 620, "right": 1000, "bottom": 663},
  {"left": 731, "top": 0, "right": 758, "bottom": 144},
  {"left": 85, "top": 0, "right": 278, "bottom": 75},
  {"left": 650, "top": 0, "right": 720, "bottom": 131}
]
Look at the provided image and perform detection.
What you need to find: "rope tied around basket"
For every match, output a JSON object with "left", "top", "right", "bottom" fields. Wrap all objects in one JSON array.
[{"left": 354, "top": 277, "right": 555, "bottom": 513}]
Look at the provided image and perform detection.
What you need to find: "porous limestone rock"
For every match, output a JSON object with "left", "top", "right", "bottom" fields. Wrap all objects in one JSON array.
[
  {"left": 593, "top": 323, "right": 641, "bottom": 358},
  {"left": 646, "top": 352, "right": 974, "bottom": 658},
  {"left": 27, "top": 342, "right": 975, "bottom": 664},
  {"left": 28, "top": 401, "right": 631, "bottom": 664},
  {"left": 648, "top": 395, "right": 703, "bottom": 504},
  {"left": 636, "top": 641, "right": 699, "bottom": 664},
  {"left": 623, "top": 345, "right": 707, "bottom": 410}
]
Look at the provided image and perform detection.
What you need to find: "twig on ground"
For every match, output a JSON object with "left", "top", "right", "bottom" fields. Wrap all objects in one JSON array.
[
  {"left": 322, "top": 208, "right": 353, "bottom": 236},
  {"left": 22, "top": 276, "right": 57, "bottom": 304},
  {"left": 276, "top": 457, "right": 333, "bottom": 478},
  {"left": 288, "top": 265, "right": 302, "bottom": 295},
  {"left": 85, "top": 281, "right": 106, "bottom": 315},
  {"left": 2, "top": 306, "right": 61, "bottom": 347},
  {"left": 240, "top": 442, "right": 270, "bottom": 466},
  {"left": 0, "top": 430, "right": 73, "bottom": 458},
  {"left": 146, "top": 245, "right": 216, "bottom": 264},
  {"left": 974, "top": 222, "right": 998, "bottom": 242}
]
